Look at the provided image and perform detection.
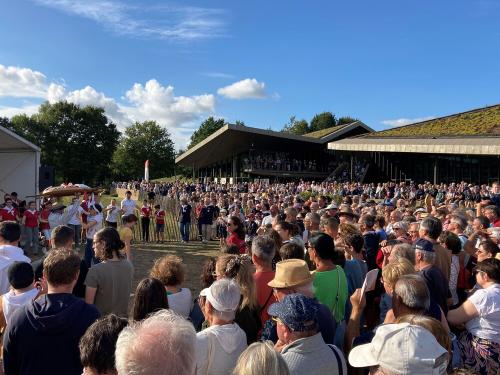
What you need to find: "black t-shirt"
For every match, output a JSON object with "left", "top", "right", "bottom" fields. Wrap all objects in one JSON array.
[
  {"left": 420, "top": 265, "right": 451, "bottom": 314},
  {"left": 179, "top": 204, "right": 192, "bottom": 223},
  {"left": 199, "top": 205, "right": 216, "bottom": 225}
]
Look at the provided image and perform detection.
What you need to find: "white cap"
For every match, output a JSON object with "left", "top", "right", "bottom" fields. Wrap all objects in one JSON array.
[
  {"left": 200, "top": 279, "right": 241, "bottom": 313},
  {"left": 348, "top": 323, "right": 448, "bottom": 374}
]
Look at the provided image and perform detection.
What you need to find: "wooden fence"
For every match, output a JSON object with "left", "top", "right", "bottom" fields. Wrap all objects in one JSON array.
[{"left": 113, "top": 194, "right": 202, "bottom": 243}]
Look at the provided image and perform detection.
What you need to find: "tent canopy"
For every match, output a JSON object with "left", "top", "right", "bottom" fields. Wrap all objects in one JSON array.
[{"left": 0, "top": 125, "right": 40, "bottom": 201}]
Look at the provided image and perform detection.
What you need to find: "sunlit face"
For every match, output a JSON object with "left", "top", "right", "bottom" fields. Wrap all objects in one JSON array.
[
  {"left": 476, "top": 244, "right": 492, "bottom": 262},
  {"left": 92, "top": 235, "right": 105, "bottom": 259}
]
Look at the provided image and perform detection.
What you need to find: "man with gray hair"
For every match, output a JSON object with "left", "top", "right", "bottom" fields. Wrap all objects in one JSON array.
[
  {"left": 414, "top": 238, "right": 451, "bottom": 314},
  {"left": 447, "top": 214, "right": 468, "bottom": 248},
  {"left": 252, "top": 235, "right": 277, "bottom": 325},
  {"left": 419, "top": 216, "right": 451, "bottom": 281},
  {"left": 392, "top": 274, "right": 449, "bottom": 330},
  {"left": 388, "top": 243, "right": 415, "bottom": 265},
  {"left": 115, "top": 309, "right": 196, "bottom": 375},
  {"left": 196, "top": 279, "right": 247, "bottom": 375}
]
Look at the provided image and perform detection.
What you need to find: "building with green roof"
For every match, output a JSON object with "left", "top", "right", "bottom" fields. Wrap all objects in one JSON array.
[{"left": 328, "top": 104, "right": 500, "bottom": 184}]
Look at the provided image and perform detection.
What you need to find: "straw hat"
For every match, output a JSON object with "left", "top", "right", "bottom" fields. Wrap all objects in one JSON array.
[
  {"left": 268, "top": 259, "right": 312, "bottom": 289},
  {"left": 337, "top": 205, "right": 360, "bottom": 219}
]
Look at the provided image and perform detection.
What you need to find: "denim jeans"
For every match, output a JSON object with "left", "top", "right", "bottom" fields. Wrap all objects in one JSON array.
[
  {"left": 179, "top": 222, "right": 190, "bottom": 242},
  {"left": 24, "top": 226, "right": 39, "bottom": 255},
  {"left": 84, "top": 238, "right": 98, "bottom": 268}
]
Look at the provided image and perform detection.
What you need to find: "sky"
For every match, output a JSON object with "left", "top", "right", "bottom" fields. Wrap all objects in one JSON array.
[{"left": 1, "top": 0, "right": 499, "bottom": 149}]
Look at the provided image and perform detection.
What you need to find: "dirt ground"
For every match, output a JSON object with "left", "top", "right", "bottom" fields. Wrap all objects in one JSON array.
[{"left": 129, "top": 240, "right": 220, "bottom": 297}]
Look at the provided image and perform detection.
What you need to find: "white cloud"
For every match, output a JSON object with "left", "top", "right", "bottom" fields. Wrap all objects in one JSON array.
[
  {"left": 381, "top": 116, "right": 435, "bottom": 128},
  {"left": 32, "top": 0, "right": 226, "bottom": 41},
  {"left": 0, "top": 64, "right": 48, "bottom": 98},
  {"left": 217, "top": 78, "right": 267, "bottom": 100},
  {"left": 0, "top": 104, "right": 40, "bottom": 118},
  {"left": 0, "top": 64, "right": 216, "bottom": 148}
]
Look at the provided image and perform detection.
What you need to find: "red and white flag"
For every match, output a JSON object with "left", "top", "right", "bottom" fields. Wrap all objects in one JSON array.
[{"left": 144, "top": 160, "right": 150, "bottom": 182}]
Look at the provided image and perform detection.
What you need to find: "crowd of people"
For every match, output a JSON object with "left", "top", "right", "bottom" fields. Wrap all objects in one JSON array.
[{"left": 0, "top": 179, "right": 499, "bottom": 374}]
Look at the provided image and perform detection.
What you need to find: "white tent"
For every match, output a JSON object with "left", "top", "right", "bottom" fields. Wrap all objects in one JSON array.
[{"left": 0, "top": 125, "right": 40, "bottom": 202}]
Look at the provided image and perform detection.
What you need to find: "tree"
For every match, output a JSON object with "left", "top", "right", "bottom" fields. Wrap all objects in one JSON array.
[
  {"left": 282, "top": 115, "right": 310, "bottom": 135},
  {"left": 309, "top": 111, "right": 336, "bottom": 132},
  {"left": 112, "top": 121, "right": 175, "bottom": 180},
  {"left": 3, "top": 102, "right": 120, "bottom": 184},
  {"left": 234, "top": 120, "right": 246, "bottom": 127},
  {"left": 337, "top": 116, "right": 358, "bottom": 125},
  {"left": 188, "top": 117, "right": 226, "bottom": 149}
]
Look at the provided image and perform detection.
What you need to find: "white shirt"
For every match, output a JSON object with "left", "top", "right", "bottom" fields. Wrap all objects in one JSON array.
[
  {"left": 466, "top": 284, "right": 500, "bottom": 344},
  {"left": 68, "top": 205, "right": 84, "bottom": 225},
  {"left": 121, "top": 198, "right": 136, "bottom": 216},
  {"left": 167, "top": 288, "right": 193, "bottom": 318},
  {"left": 86, "top": 213, "right": 103, "bottom": 240},
  {"left": 196, "top": 323, "right": 247, "bottom": 375},
  {"left": 106, "top": 205, "right": 119, "bottom": 223},
  {"left": 0, "top": 245, "right": 31, "bottom": 295}
]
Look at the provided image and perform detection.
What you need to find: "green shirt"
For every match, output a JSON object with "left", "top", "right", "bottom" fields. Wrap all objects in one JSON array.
[{"left": 312, "top": 266, "right": 348, "bottom": 322}]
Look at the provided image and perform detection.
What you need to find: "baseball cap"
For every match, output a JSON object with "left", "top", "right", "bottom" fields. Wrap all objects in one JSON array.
[
  {"left": 200, "top": 279, "right": 241, "bottom": 313},
  {"left": 415, "top": 238, "right": 434, "bottom": 253},
  {"left": 348, "top": 323, "right": 448, "bottom": 374},
  {"left": 268, "top": 294, "right": 319, "bottom": 332},
  {"left": 8, "top": 261, "right": 34, "bottom": 289}
]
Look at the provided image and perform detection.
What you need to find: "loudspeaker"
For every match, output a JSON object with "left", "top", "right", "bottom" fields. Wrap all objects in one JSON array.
[{"left": 39, "top": 166, "right": 55, "bottom": 191}]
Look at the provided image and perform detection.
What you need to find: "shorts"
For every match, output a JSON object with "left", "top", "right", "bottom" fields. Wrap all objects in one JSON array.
[{"left": 156, "top": 223, "right": 165, "bottom": 232}]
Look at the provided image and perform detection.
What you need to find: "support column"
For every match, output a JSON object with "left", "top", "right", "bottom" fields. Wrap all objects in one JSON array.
[
  {"left": 232, "top": 155, "right": 238, "bottom": 180},
  {"left": 433, "top": 159, "right": 438, "bottom": 185}
]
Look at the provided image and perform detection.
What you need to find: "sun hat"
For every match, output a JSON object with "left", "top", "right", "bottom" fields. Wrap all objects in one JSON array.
[
  {"left": 326, "top": 203, "right": 338, "bottom": 210},
  {"left": 268, "top": 293, "right": 319, "bottom": 332},
  {"left": 268, "top": 259, "right": 312, "bottom": 289},
  {"left": 337, "top": 206, "right": 359, "bottom": 218},
  {"left": 348, "top": 323, "right": 448, "bottom": 374},
  {"left": 415, "top": 238, "right": 434, "bottom": 253},
  {"left": 199, "top": 279, "right": 241, "bottom": 313}
]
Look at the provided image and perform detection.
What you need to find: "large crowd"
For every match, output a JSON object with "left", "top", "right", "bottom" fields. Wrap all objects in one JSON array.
[{"left": 0, "top": 179, "right": 499, "bottom": 375}]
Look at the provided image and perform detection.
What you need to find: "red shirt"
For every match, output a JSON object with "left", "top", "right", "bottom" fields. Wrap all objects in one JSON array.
[
  {"left": 1, "top": 206, "right": 18, "bottom": 221},
  {"left": 81, "top": 201, "right": 89, "bottom": 223},
  {"left": 155, "top": 209, "right": 165, "bottom": 224},
  {"left": 39, "top": 209, "right": 50, "bottom": 230},
  {"left": 493, "top": 218, "right": 500, "bottom": 228},
  {"left": 141, "top": 207, "right": 151, "bottom": 218},
  {"left": 24, "top": 209, "right": 39, "bottom": 228},
  {"left": 253, "top": 270, "right": 277, "bottom": 326},
  {"left": 227, "top": 233, "right": 246, "bottom": 254}
]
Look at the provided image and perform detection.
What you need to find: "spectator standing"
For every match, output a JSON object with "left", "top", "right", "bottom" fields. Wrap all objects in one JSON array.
[
  {"left": 118, "top": 214, "right": 137, "bottom": 261},
  {"left": 178, "top": 197, "right": 192, "bottom": 243},
  {"left": 0, "top": 221, "right": 30, "bottom": 295},
  {"left": 104, "top": 198, "right": 120, "bottom": 228},
  {"left": 84, "top": 227, "right": 133, "bottom": 317},
  {"left": 196, "top": 279, "right": 248, "bottom": 375},
  {"left": 115, "top": 309, "right": 196, "bottom": 375},
  {"left": 3, "top": 249, "right": 100, "bottom": 375},
  {"left": 140, "top": 199, "right": 152, "bottom": 242},
  {"left": 120, "top": 190, "right": 138, "bottom": 217},
  {"left": 269, "top": 294, "right": 347, "bottom": 375},
  {"left": 22, "top": 201, "right": 39, "bottom": 255},
  {"left": 82, "top": 205, "right": 103, "bottom": 267}
]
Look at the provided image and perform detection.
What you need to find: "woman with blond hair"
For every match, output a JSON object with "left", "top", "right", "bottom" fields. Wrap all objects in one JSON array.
[
  {"left": 150, "top": 255, "right": 192, "bottom": 318},
  {"left": 216, "top": 254, "right": 261, "bottom": 344},
  {"left": 233, "top": 341, "right": 289, "bottom": 375}
]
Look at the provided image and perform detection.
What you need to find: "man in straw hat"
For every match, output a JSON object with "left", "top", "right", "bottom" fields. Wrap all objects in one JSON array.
[
  {"left": 261, "top": 259, "right": 336, "bottom": 345},
  {"left": 337, "top": 204, "right": 359, "bottom": 224}
]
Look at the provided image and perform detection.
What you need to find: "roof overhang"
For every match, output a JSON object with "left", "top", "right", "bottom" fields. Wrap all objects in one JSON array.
[
  {"left": 315, "top": 121, "right": 375, "bottom": 142},
  {"left": 176, "top": 124, "right": 322, "bottom": 168},
  {"left": 328, "top": 137, "right": 500, "bottom": 155},
  {"left": 0, "top": 125, "right": 41, "bottom": 152}
]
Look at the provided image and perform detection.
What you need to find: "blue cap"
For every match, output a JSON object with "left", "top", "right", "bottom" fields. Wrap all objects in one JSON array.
[
  {"left": 268, "top": 294, "right": 319, "bottom": 332},
  {"left": 415, "top": 238, "right": 434, "bottom": 253}
]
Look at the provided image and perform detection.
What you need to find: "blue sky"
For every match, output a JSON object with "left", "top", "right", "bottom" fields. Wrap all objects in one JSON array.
[{"left": 1, "top": 0, "right": 499, "bottom": 148}]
